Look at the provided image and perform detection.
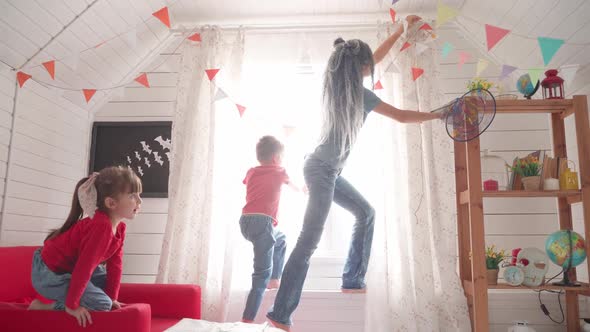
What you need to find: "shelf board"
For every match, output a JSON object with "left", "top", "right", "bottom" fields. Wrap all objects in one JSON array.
[
  {"left": 460, "top": 189, "right": 582, "bottom": 204},
  {"left": 463, "top": 280, "right": 590, "bottom": 294},
  {"left": 495, "top": 99, "right": 573, "bottom": 114}
]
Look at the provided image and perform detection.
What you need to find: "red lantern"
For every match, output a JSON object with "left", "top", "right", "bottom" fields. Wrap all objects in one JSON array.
[{"left": 541, "top": 69, "right": 564, "bottom": 99}]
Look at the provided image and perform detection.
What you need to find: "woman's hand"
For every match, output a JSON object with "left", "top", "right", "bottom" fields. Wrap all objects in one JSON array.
[
  {"left": 397, "top": 15, "right": 423, "bottom": 35},
  {"left": 66, "top": 305, "right": 93, "bottom": 327},
  {"left": 112, "top": 300, "right": 124, "bottom": 310}
]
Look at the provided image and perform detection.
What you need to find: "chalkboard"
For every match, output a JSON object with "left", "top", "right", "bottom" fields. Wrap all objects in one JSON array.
[{"left": 89, "top": 122, "right": 172, "bottom": 198}]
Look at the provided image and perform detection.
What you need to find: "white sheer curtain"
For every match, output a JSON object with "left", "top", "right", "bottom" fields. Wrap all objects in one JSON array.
[
  {"left": 360, "top": 23, "right": 471, "bottom": 331},
  {"left": 157, "top": 27, "right": 245, "bottom": 322}
]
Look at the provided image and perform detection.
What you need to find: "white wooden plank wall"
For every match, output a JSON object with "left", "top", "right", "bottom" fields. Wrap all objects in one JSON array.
[{"left": 0, "top": 67, "right": 15, "bottom": 230}]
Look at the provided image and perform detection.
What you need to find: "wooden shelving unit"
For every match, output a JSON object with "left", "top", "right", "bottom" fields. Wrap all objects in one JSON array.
[{"left": 454, "top": 95, "right": 590, "bottom": 331}]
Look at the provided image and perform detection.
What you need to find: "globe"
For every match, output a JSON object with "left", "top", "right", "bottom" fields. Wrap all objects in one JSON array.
[
  {"left": 516, "top": 73, "right": 539, "bottom": 98},
  {"left": 545, "top": 230, "right": 587, "bottom": 269}
]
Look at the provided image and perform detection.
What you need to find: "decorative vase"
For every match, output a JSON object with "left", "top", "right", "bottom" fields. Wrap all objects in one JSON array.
[
  {"left": 522, "top": 176, "right": 541, "bottom": 191},
  {"left": 487, "top": 269, "right": 499, "bottom": 285}
]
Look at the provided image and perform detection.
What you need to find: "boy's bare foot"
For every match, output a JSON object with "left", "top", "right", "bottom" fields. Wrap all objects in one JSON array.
[
  {"left": 267, "top": 279, "right": 280, "bottom": 289},
  {"left": 267, "top": 317, "right": 291, "bottom": 332},
  {"left": 27, "top": 299, "right": 55, "bottom": 310},
  {"left": 341, "top": 287, "right": 366, "bottom": 294},
  {"left": 241, "top": 319, "right": 254, "bottom": 323}
]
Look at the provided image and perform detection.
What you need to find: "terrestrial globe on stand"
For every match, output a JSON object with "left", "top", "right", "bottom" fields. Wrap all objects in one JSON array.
[{"left": 545, "top": 229, "right": 587, "bottom": 287}]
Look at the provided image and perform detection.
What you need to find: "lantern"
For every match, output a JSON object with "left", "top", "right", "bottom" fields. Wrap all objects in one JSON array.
[
  {"left": 481, "top": 150, "right": 509, "bottom": 191},
  {"left": 541, "top": 69, "right": 564, "bottom": 99}
]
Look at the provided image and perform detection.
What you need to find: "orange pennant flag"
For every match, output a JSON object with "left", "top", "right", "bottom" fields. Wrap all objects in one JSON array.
[
  {"left": 485, "top": 24, "right": 510, "bottom": 51},
  {"left": 400, "top": 42, "right": 411, "bottom": 52},
  {"left": 42, "top": 60, "right": 55, "bottom": 80},
  {"left": 374, "top": 80, "right": 383, "bottom": 90},
  {"left": 152, "top": 7, "right": 171, "bottom": 28},
  {"left": 16, "top": 71, "right": 32, "bottom": 88},
  {"left": 236, "top": 104, "right": 246, "bottom": 117},
  {"left": 83, "top": 89, "right": 97, "bottom": 103},
  {"left": 205, "top": 69, "right": 220, "bottom": 81},
  {"left": 188, "top": 33, "right": 201, "bottom": 42},
  {"left": 135, "top": 73, "right": 150, "bottom": 88},
  {"left": 419, "top": 23, "right": 433, "bottom": 31},
  {"left": 411, "top": 67, "right": 424, "bottom": 81},
  {"left": 389, "top": 8, "right": 396, "bottom": 23}
]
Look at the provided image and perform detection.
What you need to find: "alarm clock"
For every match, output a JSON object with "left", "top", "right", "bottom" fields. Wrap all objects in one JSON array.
[{"left": 503, "top": 265, "right": 525, "bottom": 286}]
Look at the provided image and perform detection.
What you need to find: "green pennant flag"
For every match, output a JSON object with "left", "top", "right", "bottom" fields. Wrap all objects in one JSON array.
[
  {"left": 528, "top": 68, "right": 544, "bottom": 85},
  {"left": 538, "top": 37, "right": 564, "bottom": 66}
]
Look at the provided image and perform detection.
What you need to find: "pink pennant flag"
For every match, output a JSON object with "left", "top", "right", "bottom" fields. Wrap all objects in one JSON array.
[
  {"left": 236, "top": 104, "right": 246, "bottom": 117},
  {"left": 16, "top": 71, "right": 32, "bottom": 88},
  {"left": 485, "top": 24, "right": 510, "bottom": 51},
  {"left": 152, "top": 7, "right": 171, "bottom": 28},
  {"left": 389, "top": 9, "right": 396, "bottom": 23},
  {"left": 419, "top": 23, "right": 433, "bottom": 31},
  {"left": 42, "top": 60, "right": 55, "bottom": 80},
  {"left": 400, "top": 42, "right": 411, "bottom": 52},
  {"left": 205, "top": 69, "right": 220, "bottom": 81},
  {"left": 188, "top": 33, "right": 201, "bottom": 42},
  {"left": 412, "top": 67, "right": 424, "bottom": 81},
  {"left": 374, "top": 80, "right": 383, "bottom": 90},
  {"left": 83, "top": 89, "right": 97, "bottom": 103},
  {"left": 458, "top": 51, "right": 470, "bottom": 69},
  {"left": 135, "top": 73, "right": 150, "bottom": 88}
]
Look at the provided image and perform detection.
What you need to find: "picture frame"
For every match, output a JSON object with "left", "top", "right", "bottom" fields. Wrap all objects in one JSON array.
[{"left": 89, "top": 121, "right": 172, "bottom": 198}]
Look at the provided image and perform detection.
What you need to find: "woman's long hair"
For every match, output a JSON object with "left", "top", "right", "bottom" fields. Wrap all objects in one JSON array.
[
  {"left": 45, "top": 166, "right": 142, "bottom": 241},
  {"left": 320, "top": 38, "right": 375, "bottom": 159}
]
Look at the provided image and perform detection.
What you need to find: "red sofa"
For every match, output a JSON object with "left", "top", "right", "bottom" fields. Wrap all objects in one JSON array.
[{"left": 0, "top": 246, "right": 201, "bottom": 332}]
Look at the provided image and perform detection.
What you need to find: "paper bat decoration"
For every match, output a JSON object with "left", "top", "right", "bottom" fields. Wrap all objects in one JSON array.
[
  {"left": 165, "top": 152, "right": 171, "bottom": 162},
  {"left": 154, "top": 135, "right": 172, "bottom": 150},
  {"left": 137, "top": 166, "right": 144, "bottom": 176},
  {"left": 153, "top": 151, "right": 164, "bottom": 166},
  {"left": 144, "top": 157, "right": 151, "bottom": 168},
  {"left": 127, "top": 156, "right": 132, "bottom": 164},
  {"left": 140, "top": 141, "right": 152, "bottom": 154},
  {"left": 135, "top": 151, "right": 141, "bottom": 161}
]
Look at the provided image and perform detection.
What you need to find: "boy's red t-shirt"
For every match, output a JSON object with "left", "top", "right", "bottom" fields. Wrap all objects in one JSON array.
[{"left": 242, "top": 165, "right": 289, "bottom": 225}]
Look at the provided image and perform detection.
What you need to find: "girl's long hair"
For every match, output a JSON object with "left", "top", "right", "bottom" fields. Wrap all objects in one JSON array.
[
  {"left": 45, "top": 166, "right": 142, "bottom": 241},
  {"left": 320, "top": 38, "right": 375, "bottom": 159}
]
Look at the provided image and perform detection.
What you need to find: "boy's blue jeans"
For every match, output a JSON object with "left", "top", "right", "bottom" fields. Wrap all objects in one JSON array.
[
  {"left": 31, "top": 248, "right": 113, "bottom": 311},
  {"left": 240, "top": 214, "right": 287, "bottom": 321},
  {"left": 267, "top": 157, "right": 375, "bottom": 326}
]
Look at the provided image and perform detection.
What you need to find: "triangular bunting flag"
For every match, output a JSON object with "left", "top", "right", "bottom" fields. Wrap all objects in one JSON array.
[
  {"left": 412, "top": 67, "right": 424, "bottom": 81},
  {"left": 389, "top": 9, "right": 396, "bottom": 23},
  {"left": 559, "top": 64, "right": 579, "bottom": 86},
  {"left": 17, "top": 71, "right": 32, "bottom": 88},
  {"left": 83, "top": 89, "right": 97, "bottom": 103},
  {"left": 188, "top": 32, "right": 201, "bottom": 42},
  {"left": 236, "top": 104, "right": 246, "bottom": 117},
  {"left": 391, "top": 0, "right": 399, "bottom": 4},
  {"left": 419, "top": 23, "right": 433, "bottom": 31},
  {"left": 500, "top": 64, "right": 517, "bottom": 80},
  {"left": 538, "top": 37, "right": 564, "bottom": 66},
  {"left": 458, "top": 51, "right": 470, "bottom": 69},
  {"left": 441, "top": 42, "right": 453, "bottom": 58},
  {"left": 385, "top": 62, "right": 399, "bottom": 73},
  {"left": 42, "top": 60, "right": 55, "bottom": 80},
  {"left": 205, "top": 69, "right": 220, "bottom": 81},
  {"left": 476, "top": 58, "right": 489, "bottom": 76},
  {"left": 152, "top": 7, "right": 171, "bottom": 28},
  {"left": 374, "top": 80, "right": 383, "bottom": 90},
  {"left": 416, "top": 43, "right": 429, "bottom": 55},
  {"left": 94, "top": 41, "right": 106, "bottom": 49},
  {"left": 135, "top": 73, "right": 150, "bottom": 88},
  {"left": 400, "top": 42, "right": 411, "bottom": 52},
  {"left": 528, "top": 68, "right": 544, "bottom": 85},
  {"left": 213, "top": 88, "right": 228, "bottom": 102},
  {"left": 485, "top": 24, "right": 510, "bottom": 51},
  {"left": 436, "top": 2, "right": 458, "bottom": 27}
]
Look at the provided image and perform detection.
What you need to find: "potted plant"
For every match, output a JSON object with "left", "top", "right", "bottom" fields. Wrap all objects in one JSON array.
[
  {"left": 486, "top": 245, "right": 506, "bottom": 285},
  {"left": 467, "top": 77, "right": 496, "bottom": 92},
  {"left": 509, "top": 155, "right": 542, "bottom": 190}
]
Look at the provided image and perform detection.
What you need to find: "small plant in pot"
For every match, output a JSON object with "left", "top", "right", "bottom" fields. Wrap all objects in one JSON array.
[
  {"left": 509, "top": 156, "right": 541, "bottom": 191},
  {"left": 486, "top": 245, "right": 507, "bottom": 285}
]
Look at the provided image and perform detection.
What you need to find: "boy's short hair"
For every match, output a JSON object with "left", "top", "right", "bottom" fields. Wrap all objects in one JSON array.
[{"left": 256, "top": 136, "right": 284, "bottom": 163}]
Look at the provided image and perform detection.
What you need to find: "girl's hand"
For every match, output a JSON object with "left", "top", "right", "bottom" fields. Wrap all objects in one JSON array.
[
  {"left": 112, "top": 300, "right": 124, "bottom": 310},
  {"left": 66, "top": 305, "right": 92, "bottom": 327},
  {"left": 406, "top": 15, "right": 422, "bottom": 26}
]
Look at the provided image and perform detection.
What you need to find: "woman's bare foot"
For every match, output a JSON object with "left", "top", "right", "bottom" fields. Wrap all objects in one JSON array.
[
  {"left": 267, "top": 317, "right": 291, "bottom": 332},
  {"left": 341, "top": 287, "right": 366, "bottom": 294},
  {"left": 27, "top": 299, "right": 55, "bottom": 310},
  {"left": 267, "top": 279, "right": 280, "bottom": 289},
  {"left": 241, "top": 319, "right": 254, "bottom": 324}
]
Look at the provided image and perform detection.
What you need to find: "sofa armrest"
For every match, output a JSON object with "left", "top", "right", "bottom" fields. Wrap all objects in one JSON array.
[
  {"left": 0, "top": 302, "right": 151, "bottom": 332},
  {"left": 118, "top": 283, "right": 201, "bottom": 319}
]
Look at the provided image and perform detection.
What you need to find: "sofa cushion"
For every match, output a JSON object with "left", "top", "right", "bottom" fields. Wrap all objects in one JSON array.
[{"left": 0, "top": 246, "right": 39, "bottom": 302}]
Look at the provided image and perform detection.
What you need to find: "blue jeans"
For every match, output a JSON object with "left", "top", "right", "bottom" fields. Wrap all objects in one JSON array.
[
  {"left": 267, "top": 157, "right": 375, "bottom": 326},
  {"left": 31, "top": 248, "right": 113, "bottom": 311},
  {"left": 240, "top": 214, "right": 287, "bottom": 321}
]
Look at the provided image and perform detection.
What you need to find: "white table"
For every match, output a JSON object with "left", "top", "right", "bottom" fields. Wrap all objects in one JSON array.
[{"left": 165, "top": 319, "right": 284, "bottom": 332}]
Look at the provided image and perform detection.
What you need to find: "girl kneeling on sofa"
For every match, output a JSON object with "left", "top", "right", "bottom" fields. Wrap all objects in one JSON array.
[{"left": 28, "top": 166, "right": 143, "bottom": 327}]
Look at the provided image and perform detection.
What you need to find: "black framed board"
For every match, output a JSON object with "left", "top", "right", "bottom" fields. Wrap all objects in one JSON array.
[{"left": 89, "top": 121, "right": 172, "bottom": 198}]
